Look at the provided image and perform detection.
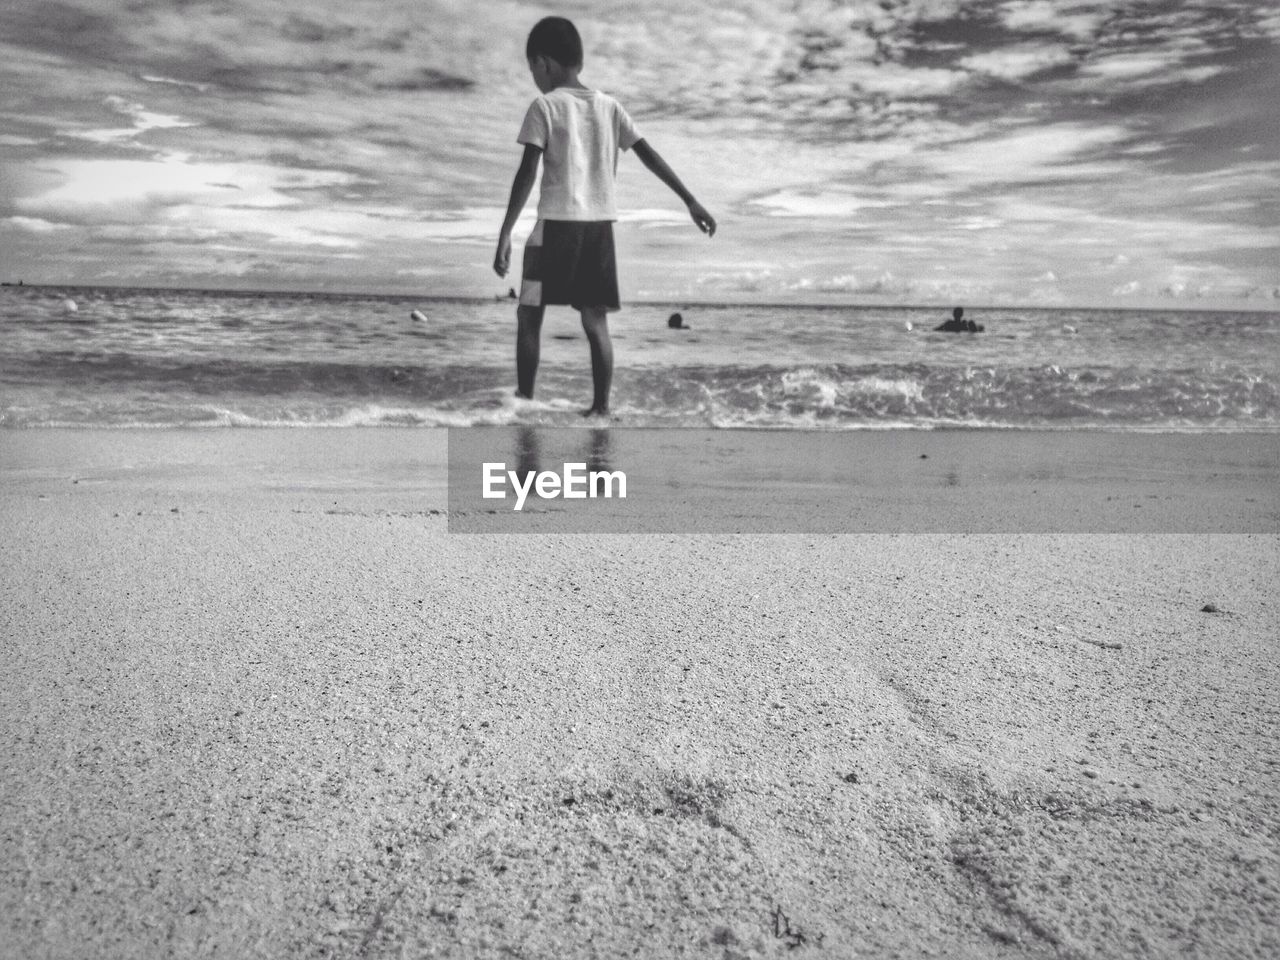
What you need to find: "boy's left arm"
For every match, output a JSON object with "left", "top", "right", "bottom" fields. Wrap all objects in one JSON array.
[
  {"left": 631, "top": 139, "right": 715, "bottom": 236},
  {"left": 494, "top": 144, "right": 543, "bottom": 277}
]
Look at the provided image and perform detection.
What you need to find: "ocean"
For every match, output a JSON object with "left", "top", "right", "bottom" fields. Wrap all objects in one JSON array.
[{"left": 1, "top": 285, "right": 1277, "bottom": 431}]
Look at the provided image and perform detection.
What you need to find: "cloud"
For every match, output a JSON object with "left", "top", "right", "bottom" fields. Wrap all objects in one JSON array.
[
  {"left": 15, "top": 155, "right": 360, "bottom": 221},
  {"left": 3, "top": 215, "right": 72, "bottom": 234},
  {"left": 906, "top": 123, "right": 1135, "bottom": 189},
  {"left": 695, "top": 268, "right": 777, "bottom": 293},
  {"left": 615, "top": 208, "right": 692, "bottom": 226},
  {"left": 959, "top": 43, "right": 1074, "bottom": 81},
  {"left": 140, "top": 74, "right": 210, "bottom": 92},
  {"left": 999, "top": 1, "right": 1104, "bottom": 41},
  {"left": 371, "top": 68, "right": 475, "bottom": 92},
  {"left": 76, "top": 95, "right": 196, "bottom": 144},
  {"left": 810, "top": 271, "right": 907, "bottom": 295},
  {"left": 0, "top": 0, "right": 1275, "bottom": 304},
  {"left": 0, "top": 1, "right": 127, "bottom": 67},
  {"left": 746, "top": 189, "right": 900, "bottom": 218},
  {"left": 1078, "top": 54, "right": 1223, "bottom": 88},
  {"left": 824, "top": 62, "right": 969, "bottom": 99},
  {"left": 780, "top": 269, "right": 997, "bottom": 302}
]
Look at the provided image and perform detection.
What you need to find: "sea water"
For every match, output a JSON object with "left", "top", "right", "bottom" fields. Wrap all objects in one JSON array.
[{"left": 1, "top": 285, "right": 1276, "bottom": 430}]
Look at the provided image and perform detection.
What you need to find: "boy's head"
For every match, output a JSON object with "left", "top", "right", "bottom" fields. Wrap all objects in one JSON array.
[
  {"left": 953, "top": 306, "right": 964, "bottom": 320},
  {"left": 527, "top": 16, "right": 583, "bottom": 72}
]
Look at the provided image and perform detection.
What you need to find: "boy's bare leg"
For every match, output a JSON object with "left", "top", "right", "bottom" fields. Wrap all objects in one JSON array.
[
  {"left": 516, "top": 305, "right": 544, "bottom": 399},
  {"left": 579, "top": 306, "right": 612, "bottom": 415}
]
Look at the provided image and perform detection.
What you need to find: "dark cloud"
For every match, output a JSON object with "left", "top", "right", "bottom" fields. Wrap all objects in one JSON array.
[
  {"left": 373, "top": 68, "right": 475, "bottom": 92},
  {"left": 366, "top": 29, "right": 414, "bottom": 53},
  {"left": 279, "top": 15, "right": 357, "bottom": 44},
  {"left": 0, "top": 2, "right": 133, "bottom": 67},
  {"left": 605, "top": 0, "right": 1278, "bottom": 153}
]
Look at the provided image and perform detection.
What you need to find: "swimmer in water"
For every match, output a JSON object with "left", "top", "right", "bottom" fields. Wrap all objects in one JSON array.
[{"left": 935, "top": 306, "right": 982, "bottom": 333}]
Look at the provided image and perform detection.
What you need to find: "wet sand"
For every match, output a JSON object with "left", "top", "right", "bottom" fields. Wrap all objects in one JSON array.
[{"left": 2, "top": 428, "right": 1277, "bottom": 958}]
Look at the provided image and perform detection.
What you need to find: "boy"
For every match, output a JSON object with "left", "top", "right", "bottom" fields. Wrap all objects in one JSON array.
[{"left": 494, "top": 16, "right": 715, "bottom": 416}]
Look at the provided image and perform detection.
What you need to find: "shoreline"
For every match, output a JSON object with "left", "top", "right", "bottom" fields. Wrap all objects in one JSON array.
[{"left": 3, "top": 426, "right": 1275, "bottom": 533}]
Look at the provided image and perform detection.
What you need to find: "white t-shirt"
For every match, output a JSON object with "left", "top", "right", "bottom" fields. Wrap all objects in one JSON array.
[{"left": 517, "top": 87, "right": 641, "bottom": 222}]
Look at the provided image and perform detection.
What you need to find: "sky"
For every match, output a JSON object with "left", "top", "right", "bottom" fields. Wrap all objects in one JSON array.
[{"left": 1, "top": 0, "right": 1277, "bottom": 308}]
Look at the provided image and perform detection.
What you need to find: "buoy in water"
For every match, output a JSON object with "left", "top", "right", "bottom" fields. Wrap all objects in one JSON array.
[
  {"left": 410, "top": 309, "right": 428, "bottom": 322},
  {"left": 64, "top": 299, "right": 78, "bottom": 312}
]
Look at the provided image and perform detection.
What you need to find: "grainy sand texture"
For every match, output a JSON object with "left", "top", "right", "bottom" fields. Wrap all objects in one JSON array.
[{"left": 2, "top": 429, "right": 1278, "bottom": 959}]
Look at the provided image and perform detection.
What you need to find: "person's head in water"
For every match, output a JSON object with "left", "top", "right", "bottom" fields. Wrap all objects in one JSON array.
[
  {"left": 953, "top": 306, "right": 964, "bottom": 322},
  {"left": 526, "top": 17, "right": 583, "bottom": 92}
]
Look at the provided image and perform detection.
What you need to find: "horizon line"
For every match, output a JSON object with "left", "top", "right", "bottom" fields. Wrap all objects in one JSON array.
[{"left": 2, "top": 281, "right": 1277, "bottom": 314}]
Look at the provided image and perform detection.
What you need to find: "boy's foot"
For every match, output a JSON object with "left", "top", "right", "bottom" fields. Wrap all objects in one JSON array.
[
  {"left": 514, "top": 389, "right": 534, "bottom": 400},
  {"left": 580, "top": 405, "right": 609, "bottom": 418}
]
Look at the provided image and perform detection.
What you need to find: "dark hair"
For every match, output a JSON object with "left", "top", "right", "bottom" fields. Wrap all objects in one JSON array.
[{"left": 526, "top": 16, "right": 583, "bottom": 69}]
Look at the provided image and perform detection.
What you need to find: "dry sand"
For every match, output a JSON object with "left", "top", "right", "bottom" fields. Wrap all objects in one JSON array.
[{"left": 2, "top": 429, "right": 1277, "bottom": 959}]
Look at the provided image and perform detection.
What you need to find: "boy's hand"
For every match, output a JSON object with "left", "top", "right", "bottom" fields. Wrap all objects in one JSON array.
[
  {"left": 494, "top": 234, "right": 512, "bottom": 277},
  {"left": 688, "top": 201, "right": 716, "bottom": 237}
]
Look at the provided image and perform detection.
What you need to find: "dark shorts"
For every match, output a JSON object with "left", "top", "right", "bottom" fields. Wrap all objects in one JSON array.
[{"left": 520, "top": 219, "right": 620, "bottom": 312}]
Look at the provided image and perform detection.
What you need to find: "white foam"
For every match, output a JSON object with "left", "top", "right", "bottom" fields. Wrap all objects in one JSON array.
[
  {"left": 780, "top": 368, "right": 839, "bottom": 408},
  {"left": 847, "top": 376, "right": 926, "bottom": 401}
]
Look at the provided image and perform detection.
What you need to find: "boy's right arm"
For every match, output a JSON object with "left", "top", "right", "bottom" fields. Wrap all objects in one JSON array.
[
  {"left": 494, "top": 144, "right": 543, "bottom": 277},
  {"left": 631, "top": 139, "right": 715, "bottom": 237}
]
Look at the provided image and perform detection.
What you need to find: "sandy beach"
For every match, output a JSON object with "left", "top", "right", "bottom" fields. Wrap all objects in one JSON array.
[{"left": 2, "top": 428, "right": 1277, "bottom": 959}]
